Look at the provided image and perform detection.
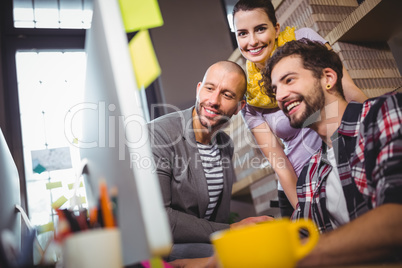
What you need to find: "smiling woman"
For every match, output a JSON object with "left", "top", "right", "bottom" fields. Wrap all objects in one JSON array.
[{"left": 232, "top": 0, "right": 326, "bottom": 218}]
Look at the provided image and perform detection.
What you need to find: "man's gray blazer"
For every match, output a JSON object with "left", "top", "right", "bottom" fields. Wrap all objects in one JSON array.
[{"left": 147, "top": 106, "right": 236, "bottom": 243}]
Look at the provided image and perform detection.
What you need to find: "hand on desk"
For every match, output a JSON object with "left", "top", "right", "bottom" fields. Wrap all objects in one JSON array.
[
  {"left": 230, "top": 215, "right": 274, "bottom": 230},
  {"left": 169, "top": 256, "right": 216, "bottom": 268}
]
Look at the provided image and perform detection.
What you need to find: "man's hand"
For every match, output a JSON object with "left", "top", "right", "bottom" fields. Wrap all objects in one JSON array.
[
  {"left": 169, "top": 256, "right": 217, "bottom": 268},
  {"left": 230, "top": 215, "right": 274, "bottom": 230},
  {"left": 169, "top": 216, "right": 274, "bottom": 267}
]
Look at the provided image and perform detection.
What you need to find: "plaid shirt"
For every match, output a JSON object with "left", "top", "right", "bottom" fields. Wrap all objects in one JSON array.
[{"left": 292, "top": 92, "right": 402, "bottom": 233}]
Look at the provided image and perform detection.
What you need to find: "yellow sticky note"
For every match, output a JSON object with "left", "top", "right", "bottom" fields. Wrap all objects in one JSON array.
[
  {"left": 52, "top": 196, "right": 68, "bottom": 209},
  {"left": 68, "top": 181, "right": 84, "bottom": 190},
  {"left": 69, "top": 195, "right": 87, "bottom": 206},
  {"left": 37, "top": 222, "right": 55, "bottom": 234},
  {"left": 118, "top": 0, "right": 163, "bottom": 32},
  {"left": 129, "top": 30, "right": 161, "bottom": 89},
  {"left": 46, "top": 181, "right": 62, "bottom": 190}
]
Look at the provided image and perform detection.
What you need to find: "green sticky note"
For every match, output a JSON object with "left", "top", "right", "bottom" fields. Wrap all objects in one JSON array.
[
  {"left": 68, "top": 181, "right": 84, "bottom": 190},
  {"left": 46, "top": 181, "right": 62, "bottom": 190},
  {"left": 37, "top": 222, "right": 55, "bottom": 234},
  {"left": 129, "top": 30, "right": 161, "bottom": 89},
  {"left": 118, "top": 0, "right": 164, "bottom": 32},
  {"left": 51, "top": 196, "right": 68, "bottom": 209}
]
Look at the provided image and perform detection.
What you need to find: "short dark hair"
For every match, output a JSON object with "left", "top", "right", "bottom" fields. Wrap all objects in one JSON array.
[
  {"left": 232, "top": 0, "right": 277, "bottom": 26},
  {"left": 262, "top": 38, "right": 345, "bottom": 99}
]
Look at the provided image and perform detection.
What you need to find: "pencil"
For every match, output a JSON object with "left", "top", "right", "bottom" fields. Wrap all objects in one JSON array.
[{"left": 99, "top": 180, "right": 115, "bottom": 228}]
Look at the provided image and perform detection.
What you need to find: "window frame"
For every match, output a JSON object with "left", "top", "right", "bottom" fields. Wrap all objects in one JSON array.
[{"left": 0, "top": 0, "right": 86, "bottom": 214}]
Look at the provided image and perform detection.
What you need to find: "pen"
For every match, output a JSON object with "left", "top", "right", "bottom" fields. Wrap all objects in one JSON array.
[
  {"left": 99, "top": 180, "right": 115, "bottom": 228},
  {"left": 110, "top": 186, "right": 118, "bottom": 226}
]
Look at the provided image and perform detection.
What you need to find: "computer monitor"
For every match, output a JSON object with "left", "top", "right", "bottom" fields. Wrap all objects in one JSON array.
[
  {"left": 78, "top": 0, "right": 172, "bottom": 265},
  {"left": 0, "top": 128, "right": 22, "bottom": 266}
]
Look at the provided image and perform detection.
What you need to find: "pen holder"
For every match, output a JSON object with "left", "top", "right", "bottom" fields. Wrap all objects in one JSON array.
[{"left": 63, "top": 228, "right": 123, "bottom": 268}]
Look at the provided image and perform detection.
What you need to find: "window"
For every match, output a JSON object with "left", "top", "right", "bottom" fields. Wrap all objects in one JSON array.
[
  {"left": 15, "top": 51, "right": 87, "bottom": 240},
  {"left": 13, "top": 0, "right": 93, "bottom": 29},
  {"left": 0, "top": 0, "right": 89, "bottom": 260}
]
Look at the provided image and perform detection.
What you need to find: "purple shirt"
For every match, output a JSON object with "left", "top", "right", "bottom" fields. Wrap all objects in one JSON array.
[{"left": 242, "top": 106, "right": 321, "bottom": 177}]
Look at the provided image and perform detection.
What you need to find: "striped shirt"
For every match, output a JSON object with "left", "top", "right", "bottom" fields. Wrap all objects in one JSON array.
[
  {"left": 197, "top": 141, "right": 224, "bottom": 220},
  {"left": 292, "top": 92, "right": 402, "bottom": 233}
]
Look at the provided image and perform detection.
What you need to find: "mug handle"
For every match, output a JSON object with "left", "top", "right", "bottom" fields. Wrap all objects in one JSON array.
[{"left": 291, "top": 219, "right": 319, "bottom": 260}]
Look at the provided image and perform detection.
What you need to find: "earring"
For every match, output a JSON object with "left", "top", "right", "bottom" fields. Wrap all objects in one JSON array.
[{"left": 326, "top": 84, "right": 331, "bottom": 89}]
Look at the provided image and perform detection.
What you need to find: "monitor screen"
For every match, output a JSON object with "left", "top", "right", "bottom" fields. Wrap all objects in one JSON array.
[{"left": 78, "top": 0, "right": 172, "bottom": 265}]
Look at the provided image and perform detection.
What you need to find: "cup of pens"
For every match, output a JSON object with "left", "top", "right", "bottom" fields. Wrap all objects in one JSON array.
[
  {"left": 63, "top": 228, "right": 122, "bottom": 268},
  {"left": 60, "top": 181, "right": 123, "bottom": 268}
]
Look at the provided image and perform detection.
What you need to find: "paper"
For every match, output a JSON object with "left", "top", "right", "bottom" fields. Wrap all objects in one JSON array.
[
  {"left": 69, "top": 196, "right": 87, "bottom": 206},
  {"left": 68, "top": 181, "right": 84, "bottom": 190},
  {"left": 37, "top": 222, "right": 55, "bottom": 234},
  {"left": 118, "top": 0, "right": 164, "bottom": 32},
  {"left": 129, "top": 30, "right": 161, "bottom": 89},
  {"left": 46, "top": 181, "right": 62, "bottom": 190},
  {"left": 52, "top": 195, "right": 68, "bottom": 209},
  {"left": 31, "top": 147, "right": 72, "bottom": 173}
]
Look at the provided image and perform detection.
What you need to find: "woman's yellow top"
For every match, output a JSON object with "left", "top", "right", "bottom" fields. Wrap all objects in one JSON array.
[{"left": 246, "top": 26, "right": 296, "bottom": 108}]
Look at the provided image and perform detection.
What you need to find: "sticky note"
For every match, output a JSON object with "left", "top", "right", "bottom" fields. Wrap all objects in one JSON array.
[
  {"left": 37, "top": 222, "right": 55, "bottom": 234},
  {"left": 68, "top": 181, "right": 84, "bottom": 190},
  {"left": 129, "top": 30, "right": 161, "bottom": 89},
  {"left": 52, "top": 196, "right": 68, "bottom": 209},
  {"left": 118, "top": 0, "right": 164, "bottom": 32},
  {"left": 46, "top": 181, "right": 62, "bottom": 190},
  {"left": 69, "top": 195, "right": 86, "bottom": 206}
]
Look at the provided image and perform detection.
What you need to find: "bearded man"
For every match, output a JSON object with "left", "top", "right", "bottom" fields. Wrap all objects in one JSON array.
[
  {"left": 264, "top": 38, "right": 402, "bottom": 266},
  {"left": 148, "top": 61, "right": 270, "bottom": 261}
]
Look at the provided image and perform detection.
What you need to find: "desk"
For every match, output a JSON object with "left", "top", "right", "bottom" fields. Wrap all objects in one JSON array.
[{"left": 326, "top": 264, "right": 402, "bottom": 268}]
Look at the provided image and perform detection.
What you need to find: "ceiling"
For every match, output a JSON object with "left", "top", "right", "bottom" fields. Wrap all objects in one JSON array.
[{"left": 12, "top": 0, "right": 93, "bottom": 29}]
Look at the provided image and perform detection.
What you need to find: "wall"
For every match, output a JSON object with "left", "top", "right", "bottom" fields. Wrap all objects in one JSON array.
[
  {"left": 150, "top": 0, "right": 234, "bottom": 110},
  {"left": 389, "top": 31, "right": 402, "bottom": 76}
]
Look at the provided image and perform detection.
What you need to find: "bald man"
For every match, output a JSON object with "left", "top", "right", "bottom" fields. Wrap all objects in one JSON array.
[{"left": 148, "top": 61, "right": 269, "bottom": 260}]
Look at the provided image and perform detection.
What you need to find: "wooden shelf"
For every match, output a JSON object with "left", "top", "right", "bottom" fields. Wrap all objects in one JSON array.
[{"left": 325, "top": 0, "right": 402, "bottom": 44}]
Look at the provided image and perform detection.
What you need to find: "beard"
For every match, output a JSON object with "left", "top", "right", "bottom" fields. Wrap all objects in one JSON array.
[
  {"left": 195, "top": 101, "right": 231, "bottom": 131},
  {"left": 288, "top": 81, "right": 325, "bottom": 129}
]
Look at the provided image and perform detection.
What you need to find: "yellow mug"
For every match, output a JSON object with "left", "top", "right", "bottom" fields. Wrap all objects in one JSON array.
[{"left": 211, "top": 218, "right": 319, "bottom": 268}]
